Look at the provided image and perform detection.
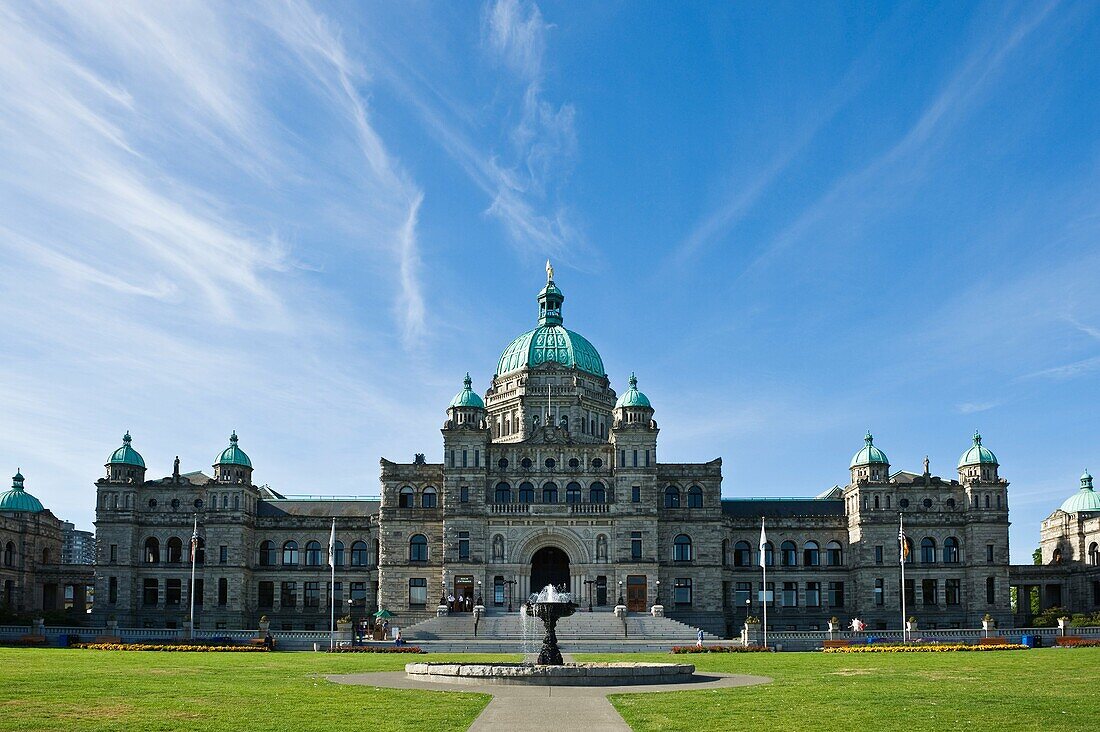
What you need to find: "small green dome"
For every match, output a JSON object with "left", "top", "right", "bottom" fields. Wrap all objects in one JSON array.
[
  {"left": 215, "top": 431, "right": 251, "bottom": 468},
  {"left": 615, "top": 373, "right": 652, "bottom": 408},
  {"left": 0, "top": 469, "right": 44, "bottom": 513},
  {"left": 958, "top": 431, "right": 998, "bottom": 468},
  {"left": 1060, "top": 469, "right": 1100, "bottom": 514},
  {"left": 850, "top": 432, "right": 889, "bottom": 468},
  {"left": 450, "top": 373, "right": 485, "bottom": 409},
  {"left": 108, "top": 431, "right": 145, "bottom": 468}
]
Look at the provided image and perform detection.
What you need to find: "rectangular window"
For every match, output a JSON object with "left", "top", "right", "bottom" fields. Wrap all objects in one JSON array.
[
  {"left": 632, "top": 450, "right": 638, "bottom": 467},
  {"left": 674, "top": 578, "right": 692, "bottom": 606},
  {"left": 166, "top": 579, "right": 181, "bottom": 605},
  {"left": 109, "top": 544, "right": 117, "bottom": 563},
  {"left": 922, "top": 578, "right": 937, "bottom": 606},
  {"left": 460, "top": 486, "right": 469, "bottom": 503},
  {"left": 494, "top": 577, "right": 505, "bottom": 606},
  {"left": 986, "top": 544, "right": 994, "bottom": 563},
  {"left": 218, "top": 578, "right": 228, "bottom": 606},
  {"left": 304, "top": 581, "right": 320, "bottom": 609},
  {"left": 782, "top": 582, "right": 798, "bottom": 607},
  {"left": 108, "top": 576, "right": 118, "bottom": 604},
  {"left": 904, "top": 578, "right": 915, "bottom": 607},
  {"left": 759, "top": 581, "right": 774, "bottom": 606},
  {"left": 945, "top": 579, "right": 961, "bottom": 605},
  {"left": 619, "top": 450, "right": 626, "bottom": 468},
  {"left": 631, "top": 485, "right": 640, "bottom": 503},
  {"left": 735, "top": 581, "right": 752, "bottom": 608},
  {"left": 827, "top": 581, "right": 845, "bottom": 608},
  {"left": 874, "top": 578, "right": 884, "bottom": 606},
  {"left": 448, "top": 450, "right": 454, "bottom": 468},
  {"left": 280, "top": 581, "right": 297, "bottom": 608},
  {"left": 190, "top": 578, "right": 203, "bottom": 606},
  {"left": 409, "top": 578, "right": 427, "bottom": 607},
  {"left": 219, "top": 545, "right": 228, "bottom": 564},
  {"left": 143, "top": 578, "right": 158, "bottom": 606},
  {"left": 258, "top": 581, "right": 274, "bottom": 608},
  {"left": 806, "top": 581, "right": 821, "bottom": 607},
  {"left": 631, "top": 531, "right": 642, "bottom": 560},
  {"left": 474, "top": 449, "right": 480, "bottom": 467},
  {"left": 462, "top": 450, "right": 468, "bottom": 468},
  {"left": 875, "top": 545, "right": 883, "bottom": 564},
  {"left": 987, "top": 577, "right": 996, "bottom": 604},
  {"left": 645, "top": 450, "right": 651, "bottom": 467},
  {"left": 331, "top": 581, "right": 343, "bottom": 609},
  {"left": 350, "top": 581, "right": 366, "bottom": 607},
  {"left": 459, "top": 531, "right": 470, "bottom": 561}
]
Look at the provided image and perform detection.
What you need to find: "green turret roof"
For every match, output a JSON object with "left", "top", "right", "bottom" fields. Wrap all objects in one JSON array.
[
  {"left": 215, "top": 431, "right": 252, "bottom": 468},
  {"left": 450, "top": 373, "right": 485, "bottom": 409},
  {"left": 850, "top": 432, "right": 889, "bottom": 468},
  {"left": 1059, "top": 469, "right": 1100, "bottom": 514},
  {"left": 496, "top": 266, "right": 605, "bottom": 377},
  {"left": 0, "top": 469, "right": 44, "bottom": 513},
  {"left": 108, "top": 431, "right": 145, "bottom": 468},
  {"left": 615, "top": 372, "right": 652, "bottom": 408},
  {"left": 958, "top": 431, "right": 998, "bottom": 468}
]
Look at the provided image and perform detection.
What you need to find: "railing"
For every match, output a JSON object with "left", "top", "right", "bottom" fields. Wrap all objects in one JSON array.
[
  {"left": 571, "top": 503, "right": 610, "bottom": 514},
  {"left": 489, "top": 504, "right": 530, "bottom": 514}
]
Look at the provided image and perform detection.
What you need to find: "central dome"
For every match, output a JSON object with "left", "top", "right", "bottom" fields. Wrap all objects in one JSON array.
[{"left": 496, "top": 265, "right": 606, "bottom": 378}]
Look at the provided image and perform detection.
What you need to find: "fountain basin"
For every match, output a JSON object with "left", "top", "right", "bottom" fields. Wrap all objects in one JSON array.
[{"left": 405, "top": 662, "right": 697, "bottom": 686}]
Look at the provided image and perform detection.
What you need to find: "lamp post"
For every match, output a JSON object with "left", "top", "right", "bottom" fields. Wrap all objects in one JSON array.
[
  {"left": 617, "top": 580, "right": 624, "bottom": 607},
  {"left": 347, "top": 598, "right": 355, "bottom": 645},
  {"left": 584, "top": 579, "right": 595, "bottom": 612},
  {"left": 505, "top": 578, "right": 517, "bottom": 612},
  {"left": 476, "top": 579, "right": 483, "bottom": 607}
]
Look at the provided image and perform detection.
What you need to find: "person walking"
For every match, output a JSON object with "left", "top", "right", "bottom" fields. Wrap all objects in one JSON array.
[{"left": 696, "top": 628, "right": 704, "bottom": 648}]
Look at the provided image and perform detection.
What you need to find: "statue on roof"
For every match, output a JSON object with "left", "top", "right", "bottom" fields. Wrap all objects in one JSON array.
[
  {"left": 923, "top": 456, "right": 930, "bottom": 475},
  {"left": 545, "top": 259, "right": 554, "bottom": 282},
  {"left": 173, "top": 455, "right": 180, "bottom": 481}
]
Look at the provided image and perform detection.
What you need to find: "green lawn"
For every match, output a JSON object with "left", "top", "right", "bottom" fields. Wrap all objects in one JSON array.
[
  {"left": 0, "top": 649, "right": 518, "bottom": 732},
  {"left": 579, "top": 649, "right": 1100, "bottom": 732}
]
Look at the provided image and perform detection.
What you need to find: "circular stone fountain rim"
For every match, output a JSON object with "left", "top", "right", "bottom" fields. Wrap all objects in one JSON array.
[{"left": 405, "top": 661, "right": 698, "bottom": 686}]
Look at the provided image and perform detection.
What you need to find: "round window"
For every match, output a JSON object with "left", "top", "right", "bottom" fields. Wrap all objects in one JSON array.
[
  {"left": 498, "top": 458, "right": 509, "bottom": 469},
  {"left": 521, "top": 458, "right": 532, "bottom": 469},
  {"left": 148, "top": 498, "right": 157, "bottom": 508},
  {"left": 946, "top": 498, "right": 956, "bottom": 508},
  {"left": 170, "top": 498, "right": 180, "bottom": 509},
  {"left": 899, "top": 498, "right": 910, "bottom": 509},
  {"left": 922, "top": 498, "right": 933, "bottom": 508},
  {"left": 194, "top": 499, "right": 203, "bottom": 508},
  {"left": 568, "top": 458, "right": 579, "bottom": 468},
  {"left": 544, "top": 458, "right": 556, "bottom": 469},
  {"left": 592, "top": 458, "right": 603, "bottom": 468}
]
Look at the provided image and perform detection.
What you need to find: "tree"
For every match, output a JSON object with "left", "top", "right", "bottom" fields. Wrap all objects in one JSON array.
[{"left": 1032, "top": 547, "right": 1042, "bottom": 565}]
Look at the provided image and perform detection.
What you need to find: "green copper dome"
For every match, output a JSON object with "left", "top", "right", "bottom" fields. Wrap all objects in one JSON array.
[
  {"left": 615, "top": 373, "right": 652, "bottom": 408},
  {"left": 450, "top": 373, "right": 485, "bottom": 409},
  {"left": 958, "top": 431, "right": 998, "bottom": 468},
  {"left": 108, "top": 431, "right": 145, "bottom": 468},
  {"left": 850, "top": 432, "right": 889, "bottom": 468},
  {"left": 496, "top": 265, "right": 606, "bottom": 378},
  {"left": 0, "top": 470, "right": 44, "bottom": 513},
  {"left": 214, "top": 431, "right": 252, "bottom": 468},
  {"left": 1059, "top": 469, "right": 1100, "bottom": 514}
]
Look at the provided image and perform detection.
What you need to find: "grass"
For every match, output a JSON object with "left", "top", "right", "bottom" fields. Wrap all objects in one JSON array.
[
  {"left": 578, "top": 649, "right": 1100, "bottom": 732},
  {"left": 0, "top": 648, "right": 519, "bottom": 732}
]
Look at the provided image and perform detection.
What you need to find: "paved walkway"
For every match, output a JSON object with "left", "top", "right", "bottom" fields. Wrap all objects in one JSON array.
[{"left": 328, "top": 665, "right": 770, "bottom": 731}]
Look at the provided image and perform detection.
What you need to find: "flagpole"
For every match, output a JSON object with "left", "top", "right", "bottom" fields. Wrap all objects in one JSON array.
[
  {"left": 189, "top": 515, "right": 198, "bottom": 640},
  {"left": 329, "top": 517, "right": 336, "bottom": 650},
  {"left": 760, "top": 517, "right": 768, "bottom": 650},
  {"left": 899, "top": 512, "right": 907, "bottom": 643}
]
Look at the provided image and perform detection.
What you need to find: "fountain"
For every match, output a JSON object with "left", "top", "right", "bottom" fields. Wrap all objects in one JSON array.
[{"left": 523, "top": 584, "right": 576, "bottom": 665}]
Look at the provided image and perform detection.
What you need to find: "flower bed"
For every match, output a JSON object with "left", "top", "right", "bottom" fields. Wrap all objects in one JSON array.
[
  {"left": 1053, "top": 637, "right": 1100, "bottom": 648},
  {"left": 823, "top": 643, "right": 1027, "bottom": 654},
  {"left": 73, "top": 643, "right": 267, "bottom": 652},
  {"left": 671, "top": 645, "right": 772, "bottom": 653},
  {"left": 326, "top": 646, "right": 425, "bottom": 653}
]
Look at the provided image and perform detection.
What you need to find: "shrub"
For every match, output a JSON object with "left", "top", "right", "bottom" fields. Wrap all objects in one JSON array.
[
  {"left": 74, "top": 643, "right": 267, "bottom": 652},
  {"left": 823, "top": 643, "right": 1026, "bottom": 654},
  {"left": 326, "top": 646, "right": 424, "bottom": 653},
  {"left": 670, "top": 645, "right": 772, "bottom": 653},
  {"left": 1054, "top": 637, "right": 1100, "bottom": 647}
]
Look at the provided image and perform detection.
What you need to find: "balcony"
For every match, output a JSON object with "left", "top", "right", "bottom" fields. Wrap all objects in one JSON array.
[{"left": 489, "top": 503, "right": 530, "bottom": 515}]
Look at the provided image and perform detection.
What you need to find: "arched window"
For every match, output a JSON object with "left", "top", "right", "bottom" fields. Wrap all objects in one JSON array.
[
  {"left": 664, "top": 486, "right": 681, "bottom": 508},
  {"left": 826, "top": 540, "right": 843, "bottom": 566},
  {"left": 780, "top": 540, "right": 797, "bottom": 566},
  {"left": 542, "top": 482, "right": 558, "bottom": 503},
  {"left": 874, "top": 495, "right": 880, "bottom": 510},
  {"left": 1052, "top": 547, "right": 1063, "bottom": 564},
  {"left": 41, "top": 547, "right": 51, "bottom": 564},
  {"left": 282, "top": 540, "right": 299, "bottom": 566},
  {"left": 233, "top": 495, "right": 240, "bottom": 510},
  {"left": 409, "top": 534, "right": 428, "bottom": 562},
  {"left": 762, "top": 541, "right": 774, "bottom": 566},
  {"left": 495, "top": 482, "right": 512, "bottom": 504},
  {"left": 920, "top": 537, "right": 936, "bottom": 563},
  {"left": 222, "top": 495, "right": 228, "bottom": 509},
  {"left": 984, "top": 494, "right": 990, "bottom": 509},
  {"left": 167, "top": 537, "right": 183, "bottom": 564},
  {"left": 734, "top": 540, "right": 752, "bottom": 567},
  {"left": 422, "top": 486, "right": 437, "bottom": 508},
  {"left": 595, "top": 535, "right": 608, "bottom": 562},
  {"left": 803, "top": 541, "right": 820, "bottom": 566},
  {"left": 333, "top": 541, "right": 344, "bottom": 567},
  {"left": 305, "top": 540, "right": 322, "bottom": 566},
  {"left": 519, "top": 482, "right": 534, "bottom": 503},
  {"left": 492, "top": 535, "right": 505, "bottom": 561},
  {"left": 566, "top": 482, "right": 582, "bottom": 504},
  {"left": 687, "top": 485, "right": 703, "bottom": 508},
  {"left": 885, "top": 495, "right": 891, "bottom": 509},
  {"left": 350, "top": 540, "right": 369, "bottom": 566},
  {"left": 145, "top": 537, "right": 160, "bottom": 563},
  {"left": 398, "top": 486, "right": 414, "bottom": 508},
  {"left": 674, "top": 534, "right": 693, "bottom": 561},
  {"left": 943, "top": 537, "right": 960, "bottom": 564},
  {"left": 1089, "top": 542, "right": 1100, "bottom": 566},
  {"left": 259, "top": 540, "right": 275, "bottom": 566},
  {"left": 590, "top": 482, "right": 606, "bottom": 503},
  {"left": 3, "top": 542, "right": 13, "bottom": 567}
]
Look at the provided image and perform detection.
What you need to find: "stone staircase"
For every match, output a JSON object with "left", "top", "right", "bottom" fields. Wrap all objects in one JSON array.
[{"left": 403, "top": 609, "right": 720, "bottom": 643}]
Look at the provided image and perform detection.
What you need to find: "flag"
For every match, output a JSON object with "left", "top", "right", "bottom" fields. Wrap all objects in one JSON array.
[
  {"left": 899, "top": 523, "right": 909, "bottom": 562},
  {"left": 328, "top": 518, "right": 336, "bottom": 569},
  {"left": 759, "top": 518, "right": 767, "bottom": 568},
  {"left": 190, "top": 520, "right": 199, "bottom": 563}
]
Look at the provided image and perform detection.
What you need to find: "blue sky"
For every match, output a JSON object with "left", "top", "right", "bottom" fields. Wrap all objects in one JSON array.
[{"left": 1, "top": 1, "right": 1098, "bottom": 563}]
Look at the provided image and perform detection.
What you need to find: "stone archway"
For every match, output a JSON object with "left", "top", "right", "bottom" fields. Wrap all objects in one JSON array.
[{"left": 530, "top": 546, "right": 570, "bottom": 593}]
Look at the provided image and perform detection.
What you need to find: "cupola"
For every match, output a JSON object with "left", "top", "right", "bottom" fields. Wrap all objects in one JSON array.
[
  {"left": 106, "top": 431, "right": 146, "bottom": 483},
  {"left": 958, "top": 430, "right": 999, "bottom": 482},
  {"left": 614, "top": 372, "right": 654, "bottom": 426},
  {"left": 446, "top": 373, "right": 486, "bottom": 428},
  {"left": 850, "top": 432, "right": 890, "bottom": 483},
  {"left": 213, "top": 431, "right": 253, "bottom": 484},
  {"left": 1059, "top": 469, "right": 1100, "bottom": 514},
  {"left": 0, "top": 469, "right": 45, "bottom": 513}
]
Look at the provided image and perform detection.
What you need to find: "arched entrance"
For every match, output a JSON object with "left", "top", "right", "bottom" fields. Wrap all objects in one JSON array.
[{"left": 530, "top": 546, "right": 570, "bottom": 593}]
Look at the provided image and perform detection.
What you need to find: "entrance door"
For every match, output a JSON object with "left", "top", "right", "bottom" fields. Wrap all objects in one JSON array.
[
  {"left": 453, "top": 576, "right": 474, "bottom": 612},
  {"left": 626, "top": 575, "right": 647, "bottom": 612},
  {"left": 530, "top": 546, "right": 570, "bottom": 595}
]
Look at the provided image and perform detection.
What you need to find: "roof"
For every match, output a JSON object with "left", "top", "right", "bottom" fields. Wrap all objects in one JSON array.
[
  {"left": 850, "top": 432, "right": 889, "bottom": 468},
  {"left": 215, "top": 431, "right": 252, "bottom": 468},
  {"left": 958, "top": 431, "right": 998, "bottom": 468},
  {"left": 1060, "top": 470, "right": 1100, "bottom": 514},
  {"left": 108, "top": 432, "right": 145, "bottom": 468},
  {"left": 722, "top": 498, "right": 846, "bottom": 518},
  {"left": 258, "top": 497, "right": 380, "bottom": 518},
  {"left": 0, "top": 470, "right": 44, "bottom": 513},
  {"left": 449, "top": 373, "right": 485, "bottom": 409},
  {"left": 615, "top": 372, "right": 652, "bottom": 408}
]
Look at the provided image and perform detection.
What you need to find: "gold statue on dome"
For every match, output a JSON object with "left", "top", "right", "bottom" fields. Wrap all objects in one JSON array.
[{"left": 546, "top": 259, "right": 554, "bottom": 282}]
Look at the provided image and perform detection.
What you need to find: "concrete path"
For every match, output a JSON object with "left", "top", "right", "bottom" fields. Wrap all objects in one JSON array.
[{"left": 328, "top": 668, "right": 770, "bottom": 731}]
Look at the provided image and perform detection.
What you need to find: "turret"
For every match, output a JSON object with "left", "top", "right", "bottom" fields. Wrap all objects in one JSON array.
[
  {"left": 611, "top": 372, "right": 658, "bottom": 470},
  {"left": 849, "top": 432, "right": 890, "bottom": 484},
  {"left": 105, "top": 431, "right": 146, "bottom": 483},
  {"left": 213, "top": 431, "right": 252, "bottom": 484},
  {"left": 0, "top": 469, "right": 45, "bottom": 513},
  {"left": 446, "top": 373, "right": 486, "bottom": 428},
  {"left": 957, "top": 430, "right": 999, "bottom": 483}
]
